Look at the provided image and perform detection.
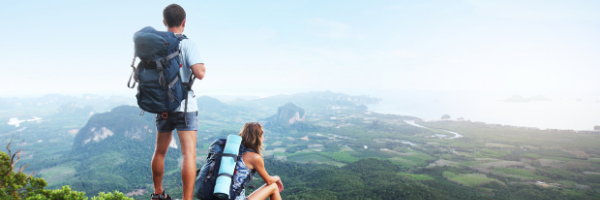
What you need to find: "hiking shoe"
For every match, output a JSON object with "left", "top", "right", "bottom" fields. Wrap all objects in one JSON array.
[{"left": 151, "top": 191, "right": 172, "bottom": 200}]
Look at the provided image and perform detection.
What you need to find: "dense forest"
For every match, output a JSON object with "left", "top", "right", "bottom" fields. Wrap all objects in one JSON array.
[
  {"left": 2, "top": 92, "right": 600, "bottom": 199},
  {"left": 240, "top": 158, "right": 598, "bottom": 200}
]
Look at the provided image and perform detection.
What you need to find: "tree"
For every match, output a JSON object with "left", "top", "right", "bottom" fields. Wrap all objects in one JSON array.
[
  {"left": 90, "top": 191, "right": 133, "bottom": 200},
  {"left": 1, "top": 143, "right": 133, "bottom": 200},
  {"left": 595, "top": 125, "right": 600, "bottom": 131},
  {"left": 26, "top": 186, "right": 86, "bottom": 200},
  {"left": 0, "top": 142, "right": 48, "bottom": 200},
  {"left": 441, "top": 114, "right": 451, "bottom": 120}
]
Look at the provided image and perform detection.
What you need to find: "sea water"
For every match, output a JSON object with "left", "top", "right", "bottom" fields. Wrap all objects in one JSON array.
[{"left": 361, "top": 90, "right": 600, "bottom": 131}]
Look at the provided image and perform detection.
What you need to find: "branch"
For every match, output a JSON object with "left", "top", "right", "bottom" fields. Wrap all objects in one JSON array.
[
  {"left": 4, "top": 142, "right": 23, "bottom": 177},
  {"left": 6, "top": 141, "right": 11, "bottom": 158},
  {"left": 11, "top": 150, "right": 22, "bottom": 169},
  {"left": 26, "top": 170, "right": 35, "bottom": 180},
  {"left": 18, "top": 163, "right": 30, "bottom": 174}
]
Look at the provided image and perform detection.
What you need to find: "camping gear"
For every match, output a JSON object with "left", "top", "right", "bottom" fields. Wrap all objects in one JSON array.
[
  {"left": 195, "top": 136, "right": 255, "bottom": 200},
  {"left": 127, "top": 26, "right": 195, "bottom": 123},
  {"left": 213, "top": 135, "right": 243, "bottom": 199}
]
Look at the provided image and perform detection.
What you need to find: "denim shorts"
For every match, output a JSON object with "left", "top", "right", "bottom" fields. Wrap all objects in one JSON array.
[{"left": 155, "top": 111, "right": 199, "bottom": 132}]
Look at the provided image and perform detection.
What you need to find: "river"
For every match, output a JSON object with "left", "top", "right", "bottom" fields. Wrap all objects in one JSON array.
[{"left": 404, "top": 120, "right": 463, "bottom": 139}]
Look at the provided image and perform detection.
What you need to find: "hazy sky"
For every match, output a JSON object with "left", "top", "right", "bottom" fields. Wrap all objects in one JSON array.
[{"left": 1, "top": 0, "right": 599, "bottom": 97}]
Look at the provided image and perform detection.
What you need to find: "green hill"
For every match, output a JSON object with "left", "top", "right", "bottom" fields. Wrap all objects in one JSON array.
[
  {"left": 275, "top": 102, "right": 305, "bottom": 126},
  {"left": 228, "top": 91, "right": 379, "bottom": 119},
  {"left": 264, "top": 102, "right": 312, "bottom": 133},
  {"left": 36, "top": 106, "right": 181, "bottom": 197},
  {"left": 55, "top": 102, "right": 94, "bottom": 117}
]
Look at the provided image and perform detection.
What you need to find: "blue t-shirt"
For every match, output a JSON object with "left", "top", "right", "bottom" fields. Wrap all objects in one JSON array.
[{"left": 174, "top": 36, "right": 203, "bottom": 112}]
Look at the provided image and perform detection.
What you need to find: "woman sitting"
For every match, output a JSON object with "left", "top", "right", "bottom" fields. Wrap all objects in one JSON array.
[{"left": 234, "top": 122, "right": 284, "bottom": 200}]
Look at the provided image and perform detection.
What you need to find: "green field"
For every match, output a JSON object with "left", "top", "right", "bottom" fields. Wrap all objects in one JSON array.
[
  {"left": 287, "top": 152, "right": 346, "bottom": 167},
  {"left": 443, "top": 172, "right": 503, "bottom": 187},
  {"left": 477, "top": 148, "right": 511, "bottom": 158},
  {"left": 319, "top": 151, "right": 360, "bottom": 163},
  {"left": 522, "top": 153, "right": 541, "bottom": 159},
  {"left": 38, "top": 162, "right": 78, "bottom": 187},
  {"left": 492, "top": 167, "right": 548, "bottom": 180},
  {"left": 397, "top": 172, "right": 434, "bottom": 181},
  {"left": 419, "top": 121, "right": 600, "bottom": 149}
]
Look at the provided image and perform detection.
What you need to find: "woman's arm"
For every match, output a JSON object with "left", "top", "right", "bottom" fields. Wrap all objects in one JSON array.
[
  {"left": 248, "top": 153, "right": 280, "bottom": 185},
  {"left": 245, "top": 152, "right": 284, "bottom": 193}
]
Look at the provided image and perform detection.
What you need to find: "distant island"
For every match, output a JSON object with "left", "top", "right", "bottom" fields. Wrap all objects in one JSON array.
[{"left": 503, "top": 95, "right": 551, "bottom": 103}]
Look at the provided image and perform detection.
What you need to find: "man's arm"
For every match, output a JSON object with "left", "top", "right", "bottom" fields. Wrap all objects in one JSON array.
[{"left": 191, "top": 63, "right": 205, "bottom": 80}]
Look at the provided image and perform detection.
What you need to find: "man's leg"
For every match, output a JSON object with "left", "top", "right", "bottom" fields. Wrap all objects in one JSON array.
[
  {"left": 152, "top": 131, "right": 173, "bottom": 195},
  {"left": 177, "top": 130, "right": 197, "bottom": 200}
]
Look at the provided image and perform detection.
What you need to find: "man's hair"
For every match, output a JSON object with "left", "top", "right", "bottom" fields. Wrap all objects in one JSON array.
[
  {"left": 239, "top": 122, "right": 264, "bottom": 154},
  {"left": 163, "top": 4, "right": 186, "bottom": 28}
]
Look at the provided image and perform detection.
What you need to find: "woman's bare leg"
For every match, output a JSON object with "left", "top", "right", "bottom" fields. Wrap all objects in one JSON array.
[{"left": 247, "top": 183, "right": 281, "bottom": 200}]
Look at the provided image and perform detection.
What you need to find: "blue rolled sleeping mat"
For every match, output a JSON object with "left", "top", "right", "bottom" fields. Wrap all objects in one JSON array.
[{"left": 213, "top": 135, "right": 243, "bottom": 199}]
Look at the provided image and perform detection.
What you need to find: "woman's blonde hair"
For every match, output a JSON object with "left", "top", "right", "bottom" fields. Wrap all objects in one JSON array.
[{"left": 239, "top": 122, "right": 263, "bottom": 154}]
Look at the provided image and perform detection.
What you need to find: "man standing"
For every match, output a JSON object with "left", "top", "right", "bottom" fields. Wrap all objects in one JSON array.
[{"left": 151, "top": 4, "right": 205, "bottom": 200}]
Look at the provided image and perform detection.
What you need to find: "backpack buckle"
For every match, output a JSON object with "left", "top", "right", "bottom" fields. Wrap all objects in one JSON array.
[{"left": 161, "top": 112, "right": 168, "bottom": 119}]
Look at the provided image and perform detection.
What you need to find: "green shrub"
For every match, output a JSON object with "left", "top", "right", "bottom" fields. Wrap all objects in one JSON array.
[
  {"left": 90, "top": 191, "right": 133, "bottom": 200},
  {"left": 1, "top": 145, "right": 132, "bottom": 200}
]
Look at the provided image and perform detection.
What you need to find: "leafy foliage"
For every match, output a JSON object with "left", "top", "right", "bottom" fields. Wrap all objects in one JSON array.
[
  {"left": 255, "top": 158, "right": 481, "bottom": 200},
  {"left": 1, "top": 145, "right": 133, "bottom": 200},
  {"left": 26, "top": 186, "right": 87, "bottom": 200},
  {"left": 90, "top": 191, "right": 133, "bottom": 200},
  {"left": 0, "top": 145, "right": 47, "bottom": 200}
]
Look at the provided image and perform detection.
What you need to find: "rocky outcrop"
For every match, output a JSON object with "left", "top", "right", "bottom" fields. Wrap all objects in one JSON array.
[
  {"left": 72, "top": 105, "right": 155, "bottom": 152},
  {"left": 82, "top": 127, "right": 114, "bottom": 144},
  {"left": 276, "top": 103, "right": 305, "bottom": 125},
  {"left": 288, "top": 111, "right": 306, "bottom": 124},
  {"left": 63, "top": 105, "right": 180, "bottom": 197},
  {"left": 265, "top": 103, "right": 313, "bottom": 132}
]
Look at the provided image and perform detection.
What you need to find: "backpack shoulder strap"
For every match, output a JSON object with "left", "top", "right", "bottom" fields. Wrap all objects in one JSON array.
[
  {"left": 234, "top": 146, "right": 257, "bottom": 195},
  {"left": 174, "top": 33, "right": 194, "bottom": 90},
  {"left": 236, "top": 146, "right": 255, "bottom": 163},
  {"left": 127, "top": 56, "right": 138, "bottom": 88},
  {"left": 174, "top": 33, "right": 188, "bottom": 41}
]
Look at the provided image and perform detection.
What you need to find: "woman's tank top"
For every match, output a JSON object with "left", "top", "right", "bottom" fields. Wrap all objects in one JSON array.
[{"left": 232, "top": 150, "right": 256, "bottom": 200}]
